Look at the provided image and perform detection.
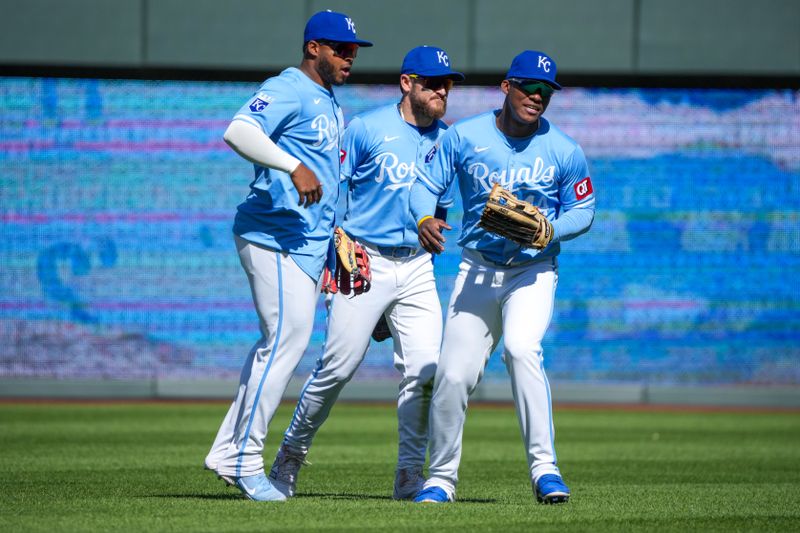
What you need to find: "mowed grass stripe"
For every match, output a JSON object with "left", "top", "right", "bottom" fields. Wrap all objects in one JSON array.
[{"left": 0, "top": 402, "right": 798, "bottom": 531}]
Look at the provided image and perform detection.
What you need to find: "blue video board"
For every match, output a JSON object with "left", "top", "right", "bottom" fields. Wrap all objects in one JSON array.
[{"left": 1, "top": 78, "right": 798, "bottom": 385}]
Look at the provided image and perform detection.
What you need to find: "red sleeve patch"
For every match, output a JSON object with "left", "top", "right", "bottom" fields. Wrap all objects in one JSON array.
[
  {"left": 340, "top": 149, "right": 347, "bottom": 164},
  {"left": 574, "top": 177, "right": 593, "bottom": 200}
]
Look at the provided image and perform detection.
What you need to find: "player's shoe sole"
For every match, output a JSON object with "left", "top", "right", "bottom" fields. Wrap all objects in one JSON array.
[
  {"left": 534, "top": 474, "right": 570, "bottom": 504},
  {"left": 536, "top": 491, "right": 570, "bottom": 504},
  {"left": 204, "top": 462, "right": 236, "bottom": 487},
  {"left": 217, "top": 473, "right": 236, "bottom": 486}
]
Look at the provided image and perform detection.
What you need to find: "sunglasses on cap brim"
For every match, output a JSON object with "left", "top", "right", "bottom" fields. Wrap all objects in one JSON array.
[
  {"left": 407, "top": 74, "right": 454, "bottom": 92},
  {"left": 509, "top": 78, "right": 556, "bottom": 98}
]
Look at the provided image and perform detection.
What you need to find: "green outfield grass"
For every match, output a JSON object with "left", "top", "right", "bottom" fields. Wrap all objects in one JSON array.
[{"left": 1, "top": 401, "right": 798, "bottom": 532}]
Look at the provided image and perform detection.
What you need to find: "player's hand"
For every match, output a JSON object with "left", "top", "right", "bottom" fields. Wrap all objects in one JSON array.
[
  {"left": 418, "top": 218, "right": 451, "bottom": 254},
  {"left": 290, "top": 163, "right": 323, "bottom": 207}
]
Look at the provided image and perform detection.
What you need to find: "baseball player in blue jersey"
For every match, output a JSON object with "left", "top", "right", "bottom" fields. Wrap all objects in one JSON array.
[
  {"left": 409, "top": 50, "right": 596, "bottom": 504},
  {"left": 203, "top": 10, "right": 372, "bottom": 502},
  {"left": 267, "top": 46, "right": 464, "bottom": 500}
]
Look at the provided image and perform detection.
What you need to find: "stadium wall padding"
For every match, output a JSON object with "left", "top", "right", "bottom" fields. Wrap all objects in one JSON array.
[{"left": 0, "top": 0, "right": 798, "bottom": 75}]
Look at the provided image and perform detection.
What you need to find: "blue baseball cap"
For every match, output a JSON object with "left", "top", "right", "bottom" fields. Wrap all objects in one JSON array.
[
  {"left": 304, "top": 10, "right": 373, "bottom": 47},
  {"left": 401, "top": 46, "right": 465, "bottom": 81},
  {"left": 506, "top": 50, "right": 561, "bottom": 89}
]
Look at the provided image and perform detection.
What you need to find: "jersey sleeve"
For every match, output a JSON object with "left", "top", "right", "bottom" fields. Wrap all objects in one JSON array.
[
  {"left": 340, "top": 116, "right": 368, "bottom": 183},
  {"left": 558, "top": 144, "right": 595, "bottom": 211},
  {"left": 417, "top": 127, "right": 460, "bottom": 196},
  {"left": 436, "top": 176, "right": 458, "bottom": 209},
  {"left": 551, "top": 144, "right": 595, "bottom": 242},
  {"left": 231, "top": 78, "right": 301, "bottom": 139}
]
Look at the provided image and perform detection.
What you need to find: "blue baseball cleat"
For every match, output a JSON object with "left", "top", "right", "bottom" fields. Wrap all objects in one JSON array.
[
  {"left": 535, "top": 474, "right": 570, "bottom": 504},
  {"left": 235, "top": 473, "right": 287, "bottom": 502},
  {"left": 413, "top": 486, "right": 452, "bottom": 503}
]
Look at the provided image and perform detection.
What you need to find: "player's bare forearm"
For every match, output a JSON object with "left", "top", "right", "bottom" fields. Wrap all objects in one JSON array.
[
  {"left": 418, "top": 218, "right": 451, "bottom": 254},
  {"left": 290, "top": 163, "right": 323, "bottom": 207}
]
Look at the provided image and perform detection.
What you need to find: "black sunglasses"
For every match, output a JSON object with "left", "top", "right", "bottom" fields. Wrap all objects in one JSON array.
[
  {"left": 509, "top": 78, "right": 555, "bottom": 98},
  {"left": 315, "top": 40, "right": 358, "bottom": 59},
  {"left": 407, "top": 74, "right": 454, "bottom": 92}
]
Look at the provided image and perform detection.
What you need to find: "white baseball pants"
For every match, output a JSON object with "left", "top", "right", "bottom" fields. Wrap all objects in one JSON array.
[
  {"left": 423, "top": 249, "right": 561, "bottom": 499},
  {"left": 206, "top": 236, "right": 318, "bottom": 477},
  {"left": 283, "top": 247, "right": 441, "bottom": 469}
]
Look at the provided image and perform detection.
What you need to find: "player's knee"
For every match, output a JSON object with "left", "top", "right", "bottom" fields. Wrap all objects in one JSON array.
[
  {"left": 315, "top": 361, "right": 358, "bottom": 385},
  {"left": 328, "top": 366, "right": 357, "bottom": 384},
  {"left": 435, "top": 367, "right": 474, "bottom": 392},
  {"left": 503, "top": 338, "right": 543, "bottom": 363}
]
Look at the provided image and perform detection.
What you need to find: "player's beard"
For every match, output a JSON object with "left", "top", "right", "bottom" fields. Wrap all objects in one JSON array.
[
  {"left": 410, "top": 91, "right": 447, "bottom": 121},
  {"left": 318, "top": 55, "right": 345, "bottom": 87}
]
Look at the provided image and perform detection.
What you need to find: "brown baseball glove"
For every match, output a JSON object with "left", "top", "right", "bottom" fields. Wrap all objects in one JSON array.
[{"left": 478, "top": 183, "right": 554, "bottom": 249}]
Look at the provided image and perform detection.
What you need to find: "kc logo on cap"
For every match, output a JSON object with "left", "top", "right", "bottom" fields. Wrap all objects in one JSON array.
[
  {"left": 304, "top": 10, "right": 373, "bottom": 46},
  {"left": 506, "top": 50, "right": 561, "bottom": 89},
  {"left": 537, "top": 55, "right": 551, "bottom": 73},
  {"left": 401, "top": 46, "right": 465, "bottom": 80}
]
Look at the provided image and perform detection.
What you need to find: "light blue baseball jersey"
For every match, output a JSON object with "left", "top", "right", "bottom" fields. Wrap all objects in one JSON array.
[
  {"left": 340, "top": 103, "right": 452, "bottom": 248},
  {"left": 232, "top": 67, "right": 344, "bottom": 280},
  {"left": 413, "top": 111, "right": 595, "bottom": 265}
]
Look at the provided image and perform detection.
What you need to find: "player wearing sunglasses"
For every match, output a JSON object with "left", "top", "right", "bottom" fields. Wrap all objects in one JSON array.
[
  {"left": 410, "top": 50, "right": 595, "bottom": 504},
  {"left": 270, "top": 46, "right": 464, "bottom": 501},
  {"left": 203, "top": 10, "right": 372, "bottom": 502}
]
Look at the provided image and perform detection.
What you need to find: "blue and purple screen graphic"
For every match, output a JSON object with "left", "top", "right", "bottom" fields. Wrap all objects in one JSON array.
[{"left": 1, "top": 78, "right": 798, "bottom": 385}]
